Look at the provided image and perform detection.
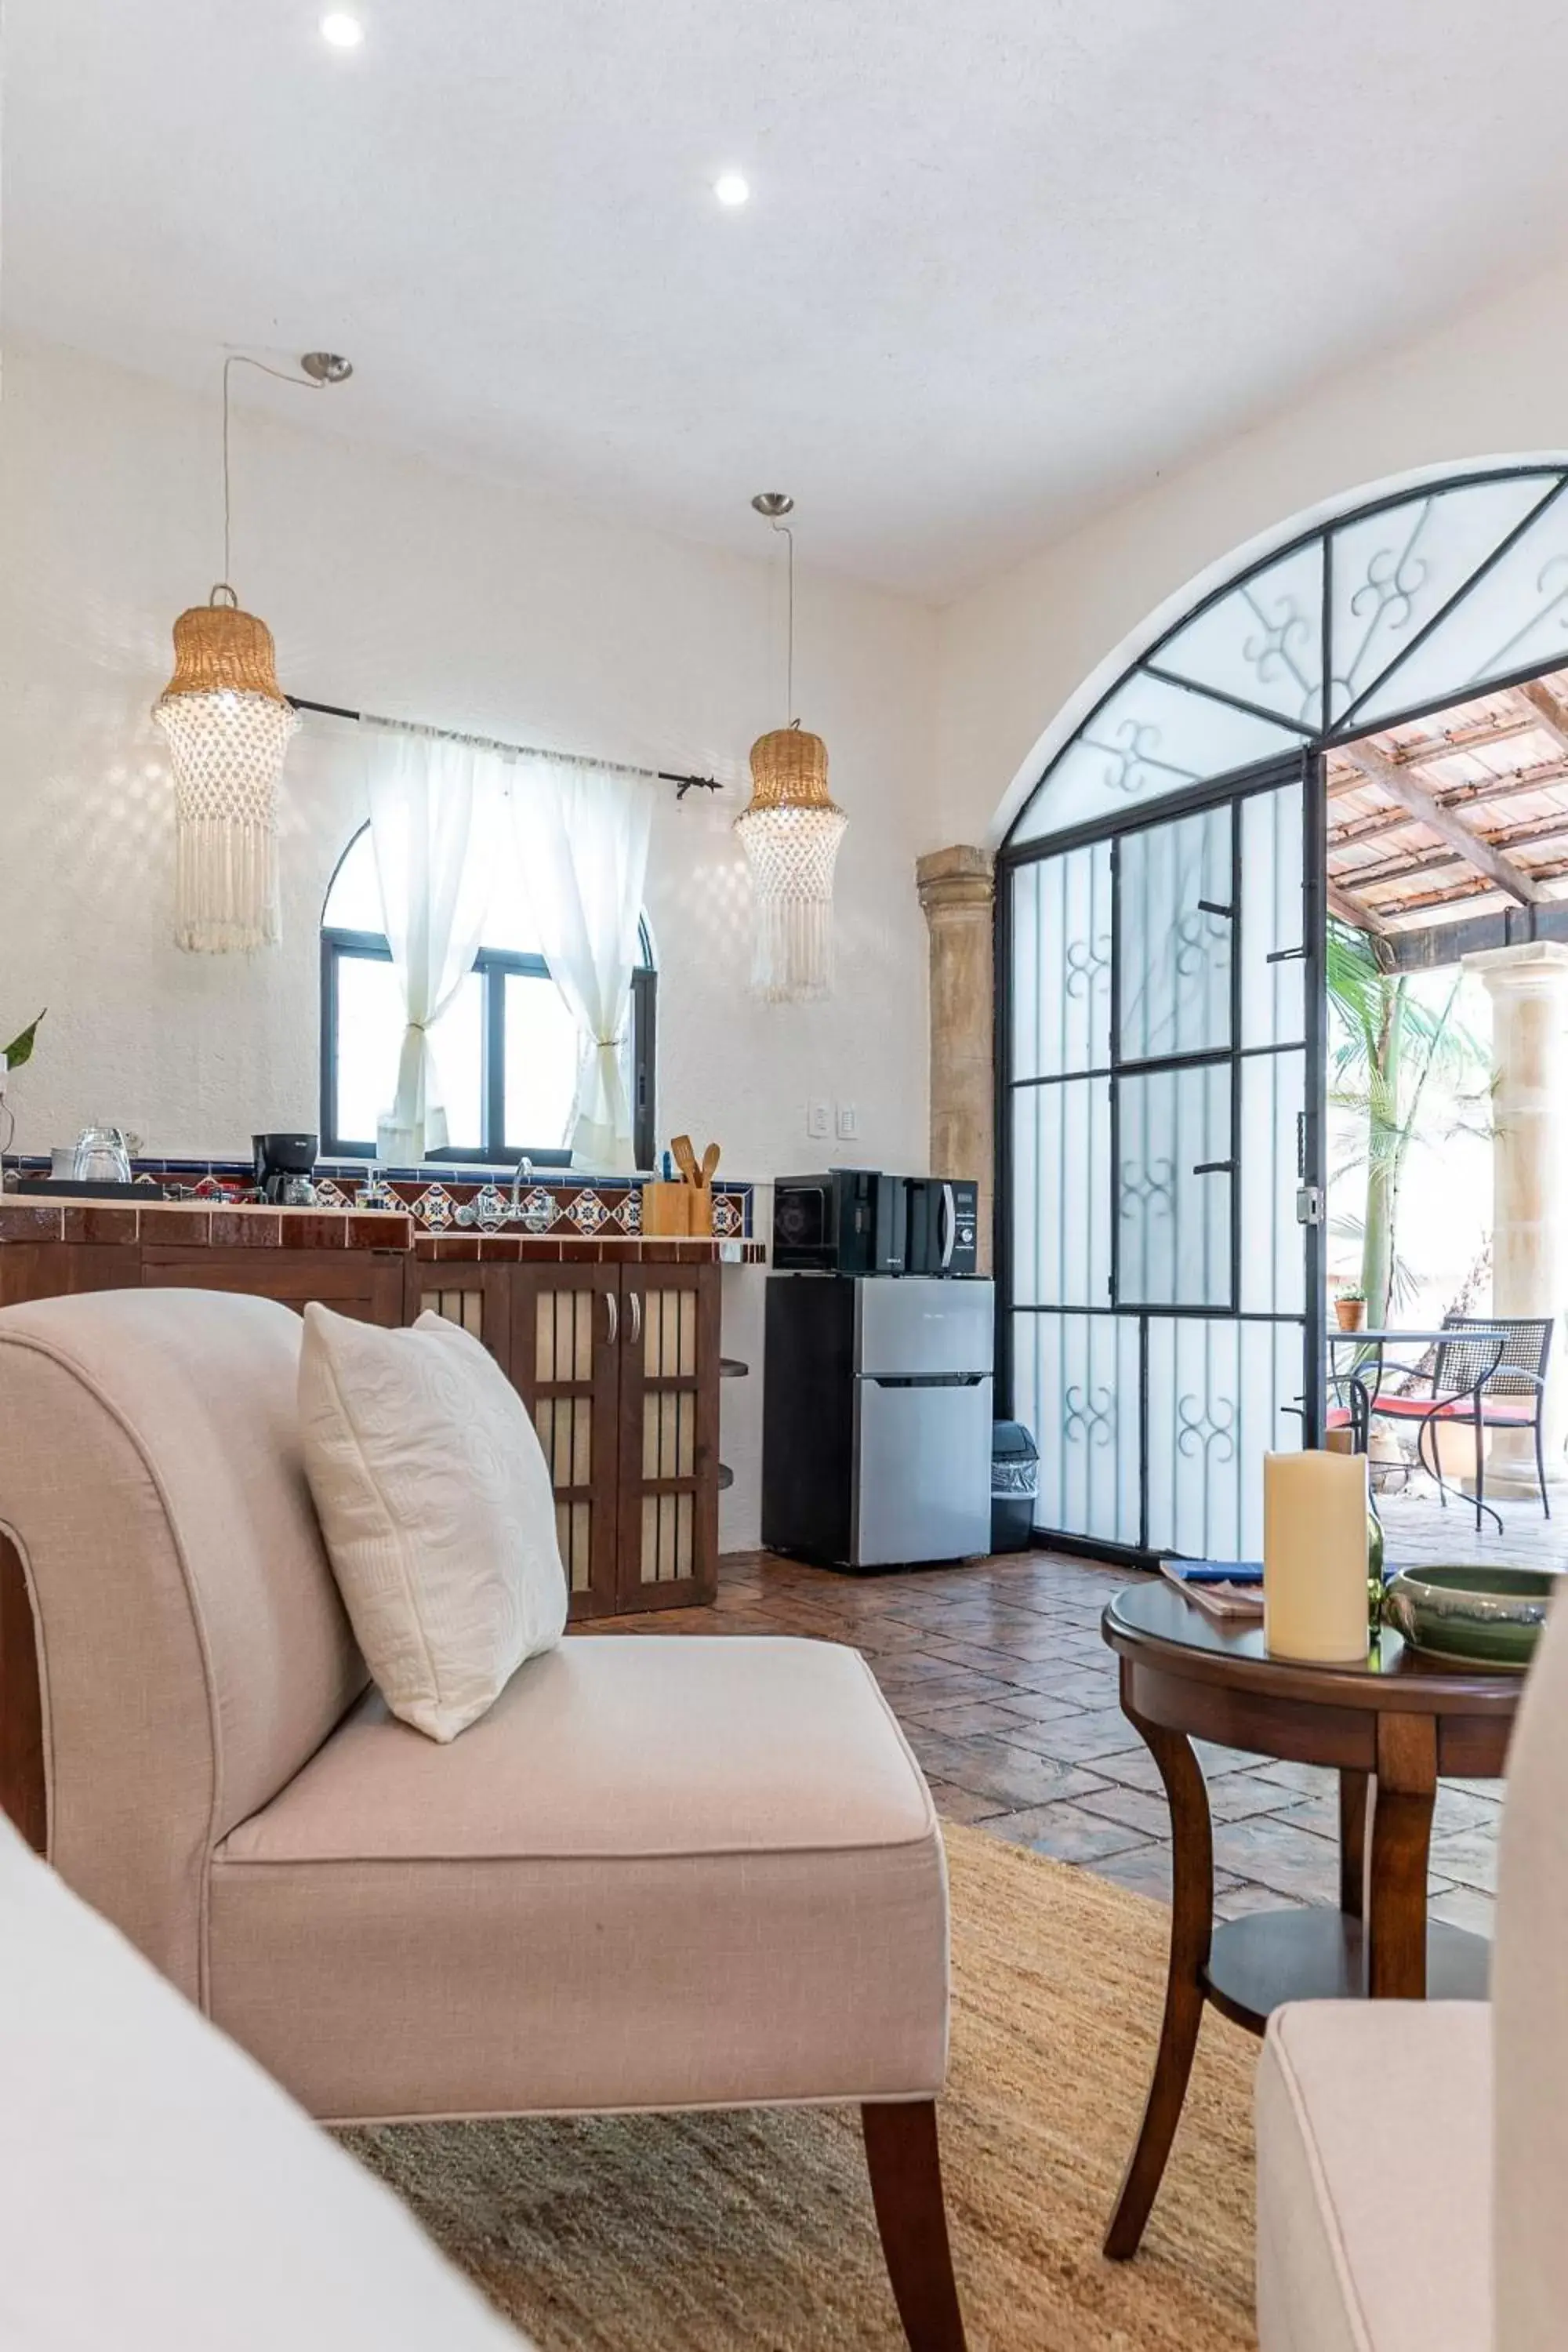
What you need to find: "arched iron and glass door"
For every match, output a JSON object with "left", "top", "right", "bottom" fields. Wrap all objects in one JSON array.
[{"left": 999, "top": 460, "right": 1568, "bottom": 1562}]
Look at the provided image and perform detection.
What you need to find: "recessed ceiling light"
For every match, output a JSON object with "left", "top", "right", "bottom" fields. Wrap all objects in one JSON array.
[
  {"left": 320, "top": 12, "right": 364, "bottom": 48},
  {"left": 713, "top": 172, "right": 750, "bottom": 209}
]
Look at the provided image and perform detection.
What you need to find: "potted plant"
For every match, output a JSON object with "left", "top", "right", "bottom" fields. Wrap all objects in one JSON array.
[
  {"left": 0, "top": 1011, "right": 45, "bottom": 1160},
  {"left": 1335, "top": 1285, "right": 1367, "bottom": 1333}
]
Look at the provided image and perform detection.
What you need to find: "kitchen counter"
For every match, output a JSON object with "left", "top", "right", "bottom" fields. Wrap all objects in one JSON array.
[
  {"left": 0, "top": 1197, "right": 760, "bottom": 1263},
  {"left": 0, "top": 1193, "right": 748, "bottom": 1624}
]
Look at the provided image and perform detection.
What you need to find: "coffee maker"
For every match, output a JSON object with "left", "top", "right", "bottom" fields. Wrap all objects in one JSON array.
[{"left": 253, "top": 1132, "right": 318, "bottom": 1206}]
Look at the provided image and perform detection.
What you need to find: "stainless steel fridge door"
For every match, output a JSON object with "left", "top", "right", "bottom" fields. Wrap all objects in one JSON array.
[
  {"left": 852, "top": 1373, "right": 994, "bottom": 1564},
  {"left": 854, "top": 1277, "right": 995, "bottom": 1379}
]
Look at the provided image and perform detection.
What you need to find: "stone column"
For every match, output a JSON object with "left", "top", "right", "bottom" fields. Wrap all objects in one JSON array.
[
  {"left": 1461, "top": 940, "right": 1568, "bottom": 1497},
  {"left": 916, "top": 845, "right": 996, "bottom": 1273}
]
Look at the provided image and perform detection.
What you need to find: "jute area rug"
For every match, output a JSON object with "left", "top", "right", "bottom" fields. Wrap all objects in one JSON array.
[{"left": 343, "top": 1824, "right": 1258, "bottom": 2350}]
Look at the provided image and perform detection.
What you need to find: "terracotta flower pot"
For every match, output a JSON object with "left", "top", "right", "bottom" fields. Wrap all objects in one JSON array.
[{"left": 1335, "top": 1298, "right": 1366, "bottom": 1332}]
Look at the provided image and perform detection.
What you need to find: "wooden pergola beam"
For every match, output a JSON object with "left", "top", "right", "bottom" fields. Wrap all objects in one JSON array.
[
  {"left": 1327, "top": 879, "right": 1388, "bottom": 935},
  {"left": 1328, "top": 755, "right": 1568, "bottom": 846},
  {"left": 1338, "top": 739, "right": 1544, "bottom": 906},
  {"left": 1517, "top": 679, "right": 1568, "bottom": 757},
  {"left": 1394, "top": 710, "right": 1545, "bottom": 760}
]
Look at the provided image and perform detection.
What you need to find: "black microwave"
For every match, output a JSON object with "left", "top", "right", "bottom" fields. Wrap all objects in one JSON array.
[
  {"left": 903, "top": 1178, "right": 980, "bottom": 1276},
  {"left": 772, "top": 1170, "right": 907, "bottom": 1274}
]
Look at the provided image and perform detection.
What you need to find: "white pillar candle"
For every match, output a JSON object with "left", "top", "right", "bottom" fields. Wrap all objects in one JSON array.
[{"left": 1263, "top": 1449, "right": 1369, "bottom": 1664}]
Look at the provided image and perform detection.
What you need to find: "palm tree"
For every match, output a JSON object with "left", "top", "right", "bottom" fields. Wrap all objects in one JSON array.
[{"left": 1326, "top": 921, "right": 1491, "bottom": 1326}]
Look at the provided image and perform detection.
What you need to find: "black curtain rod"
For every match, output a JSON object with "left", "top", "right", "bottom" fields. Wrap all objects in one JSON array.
[{"left": 288, "top": 695, "right": 723, "bottom": 800}]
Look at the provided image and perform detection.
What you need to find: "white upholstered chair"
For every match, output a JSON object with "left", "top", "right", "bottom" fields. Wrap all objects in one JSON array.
[
  {"left": 0, "top": 1809, "right": 529, "bottom": 2350},
  {"left": 1254, "top": 1558, "right": 1568, "bottom": 2350},
  {"left": 0, "top": 1287, "right": 966, "bottom": 2352}
]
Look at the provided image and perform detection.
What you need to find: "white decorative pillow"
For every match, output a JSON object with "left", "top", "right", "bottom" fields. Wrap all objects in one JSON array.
[{"left": 298, "top": 1305, "right": 567, "bottom": 1740}]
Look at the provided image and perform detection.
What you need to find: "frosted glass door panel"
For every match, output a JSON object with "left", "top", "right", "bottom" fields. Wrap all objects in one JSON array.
[
  {"left": 1116, "top": 1062, "right": 1231, "bottom": 1309},
  {"left": 1240, "top": 1048, "right": 1305, "bottom": 1316},
  {"left": 1118, "top": 806, "right": 1232, "bottom": 1062},
  {"left": 1011, "top": 844, "right": 1112, "bottom": 1080},
  {"left": 1145, "top": 1319, "right": 1305, "bottom": 1562},
  {"left": 1011, "top": 1079, "right": 1111, "bottom": 1308},
  {"left": 1240, "top": 784, "right": 1305, "bottom": 1048},
  {"left": 1014, "top": 1312, "right": 1141, "bottom": 1547}
]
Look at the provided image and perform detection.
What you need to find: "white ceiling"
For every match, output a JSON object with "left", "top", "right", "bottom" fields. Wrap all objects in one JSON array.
[{"left": 10, "top": 1, "right": 1568, "bottom": 600}]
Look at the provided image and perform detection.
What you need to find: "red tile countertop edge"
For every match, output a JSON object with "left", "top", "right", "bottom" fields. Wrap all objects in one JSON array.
[{"left": 0, "top": 1197, "right": 763, "bottom": 1265}]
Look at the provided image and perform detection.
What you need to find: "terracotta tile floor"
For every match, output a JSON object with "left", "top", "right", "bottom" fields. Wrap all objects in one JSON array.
[{"left": 586, "top": 1544, "right": 1509, "bottom": 1935}]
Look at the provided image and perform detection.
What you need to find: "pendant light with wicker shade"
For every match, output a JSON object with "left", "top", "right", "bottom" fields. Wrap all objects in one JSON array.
[
  {"left": 154, "top": 353, "right": 350, "bottom": 952},
  {"left": 736, "top": 495, "right": 847, "bottom": 1001}
]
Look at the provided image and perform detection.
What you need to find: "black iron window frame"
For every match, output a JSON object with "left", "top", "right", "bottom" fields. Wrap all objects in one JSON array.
[
  {"left": 991, "top": 456, "right": 1568, "bottom": 1566},
  {"left": 995, "top": 750, "right": 1326, "bottom": 1560},
  {"left": 1005, "top": 464, "right": 1568, "bottom": 848},
  {"left": 320, "top": 922, "right": 656, "bottom": 1168}
]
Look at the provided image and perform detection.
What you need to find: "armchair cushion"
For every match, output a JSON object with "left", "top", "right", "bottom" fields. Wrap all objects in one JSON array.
[
  {"left": 299, "top": 1305, "right": 567, "bottom": 1742},
  {"left": 1255, "top": 1999, "right": 1490, "bottom": 2352},
  {"left": 209, "top": 1635, "right": 948, "bottom": 2123}
]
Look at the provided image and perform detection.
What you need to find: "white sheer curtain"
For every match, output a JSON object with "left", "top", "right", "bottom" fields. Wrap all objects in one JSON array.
[
  {"left": 365, "top": 724, "right": 507, "bottom": 1163},
  {"left": 512, "top": 757, "right": 655, "bottom": 1172}
]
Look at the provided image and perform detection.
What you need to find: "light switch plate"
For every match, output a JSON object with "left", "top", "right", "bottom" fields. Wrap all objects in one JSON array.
[
  {"left": 836, "top": 1102, "right": 858, "bottom": 1140},
  {"left": 807, "top": 1098, "right": 831, "bottom": 1140}
]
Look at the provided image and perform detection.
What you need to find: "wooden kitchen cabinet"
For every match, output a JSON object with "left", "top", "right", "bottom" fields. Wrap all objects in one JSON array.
[
  {"left": 143, "top": 1246, "right": 406, "bottom": 1327},
  {"left": 617, "top": 1262, "right": 720, "bottom": 1616},
  {"left": 508, "top": 1266, "right": 623, "bottom": 1620},
  {"left": 404, "top": 1261, "right": 516, "bottom": 1375},
  {"left": 0, "top": 1206, "right": 727, "bottom": 1623}
]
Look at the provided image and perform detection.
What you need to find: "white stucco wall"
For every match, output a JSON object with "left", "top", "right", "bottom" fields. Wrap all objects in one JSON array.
[
  {"left": 0, "top": 336, "right": 942, "bottom": 1546},
  {"left": 932, "top": 253, "right": 1568, "bottom": 850}
]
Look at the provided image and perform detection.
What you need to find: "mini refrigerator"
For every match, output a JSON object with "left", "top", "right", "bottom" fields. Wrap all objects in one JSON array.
[{"left": 762, "top": 1275, "right": 994, "bottom": 1568}]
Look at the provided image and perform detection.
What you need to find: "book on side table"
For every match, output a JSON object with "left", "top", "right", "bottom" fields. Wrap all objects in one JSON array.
[{"left": 1158, "top": 1559, "right": 1265, "bottom": 1621}]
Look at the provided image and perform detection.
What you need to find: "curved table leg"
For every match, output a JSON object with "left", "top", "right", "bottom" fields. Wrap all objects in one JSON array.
[
  {"left": 1367, "top": 1713, "right": 1437, "bottom": 1998},
  {"left": 1103, "top": 1687, "right": 1213, "bottom": 2261}
]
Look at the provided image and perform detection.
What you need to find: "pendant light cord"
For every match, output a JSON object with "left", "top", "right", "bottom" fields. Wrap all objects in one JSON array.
[
  {"left": 220, "top": 354, "right": 331, "bottom": 593},
  {"left": 772, "top": 521, "right": 796, "bottom": 724}
]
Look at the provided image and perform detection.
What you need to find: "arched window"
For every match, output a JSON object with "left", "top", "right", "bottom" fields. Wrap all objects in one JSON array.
[{"left": 320, "top": 822, "right": 655, "bottom": 1166}]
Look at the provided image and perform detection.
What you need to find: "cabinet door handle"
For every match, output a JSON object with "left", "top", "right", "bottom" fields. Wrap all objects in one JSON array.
[
  {"left": 628, "top": 1290, "right": 642, "bottom": 1348},
  {"left": 604, "top": 1290, "right": 618, "bottom": 1347}
]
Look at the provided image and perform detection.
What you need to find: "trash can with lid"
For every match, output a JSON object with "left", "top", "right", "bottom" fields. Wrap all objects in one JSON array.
[{"left": 990, "top": 1420, "right": 1039, "bottom": 1553}]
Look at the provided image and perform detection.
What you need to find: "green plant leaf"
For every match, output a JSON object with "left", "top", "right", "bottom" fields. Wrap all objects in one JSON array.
[{"left": 2, "top": 1010, "right": 45, "bottom": 1070}]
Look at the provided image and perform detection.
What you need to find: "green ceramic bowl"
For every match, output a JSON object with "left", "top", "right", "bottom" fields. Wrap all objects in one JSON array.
[{"left": 1381, "top": 1566, "right": 1559, "bottom": 1670}]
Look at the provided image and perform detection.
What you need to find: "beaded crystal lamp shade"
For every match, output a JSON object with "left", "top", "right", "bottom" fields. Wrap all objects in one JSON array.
[
  {"left": 735, "top": 722, "right": 848, "bottom": 1002},
  {"left": 153, "top": 588, "right": 299, "bottom": 952}
]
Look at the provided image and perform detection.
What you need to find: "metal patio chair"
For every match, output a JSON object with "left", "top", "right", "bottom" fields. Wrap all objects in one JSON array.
[{"left": 1370, "top": 1314, "right": 1553, "bottom": 1526}]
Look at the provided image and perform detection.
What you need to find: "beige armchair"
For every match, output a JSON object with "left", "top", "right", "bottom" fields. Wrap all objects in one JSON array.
[
  {"left": 0, "top": 1288, "right": 966, "bottom": 2352},
  {"left": 1254, "top": 1561, "right": 1568, "bottom": 2350}
]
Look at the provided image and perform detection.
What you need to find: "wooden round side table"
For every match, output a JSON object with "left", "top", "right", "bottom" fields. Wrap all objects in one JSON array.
[{"left": 1100, "top": 1579, "right": 1520, "bottom": 2260}]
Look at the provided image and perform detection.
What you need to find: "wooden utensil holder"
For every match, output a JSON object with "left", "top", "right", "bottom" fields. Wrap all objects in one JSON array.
[{"left": 641, "top": 1181, "right": 695, "bottom": 1236}]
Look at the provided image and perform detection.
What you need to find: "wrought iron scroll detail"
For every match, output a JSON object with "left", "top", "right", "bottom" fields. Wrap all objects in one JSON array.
[
  {"left": 1175, "top": 1392, "right": 1237, "bottom": 1464},
  {"left": 1063, "top": 1382, "right": 1116, "bottom": 1449},
  {"left": 1063, "top": 931, "right": 1111, "bottom": 998},
  {"left": 1475, "top": 553, "right": 1568, "bottom": 686},
  {"left": 1119, "top": 1157, "right": 1175, "bottom": 1219},
  {"left": 1239, "top": 586, "right": 1316, "bottom": 723},
  {"left": 1083, "top": 718, "right": 1200, "bottom": 801}
]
